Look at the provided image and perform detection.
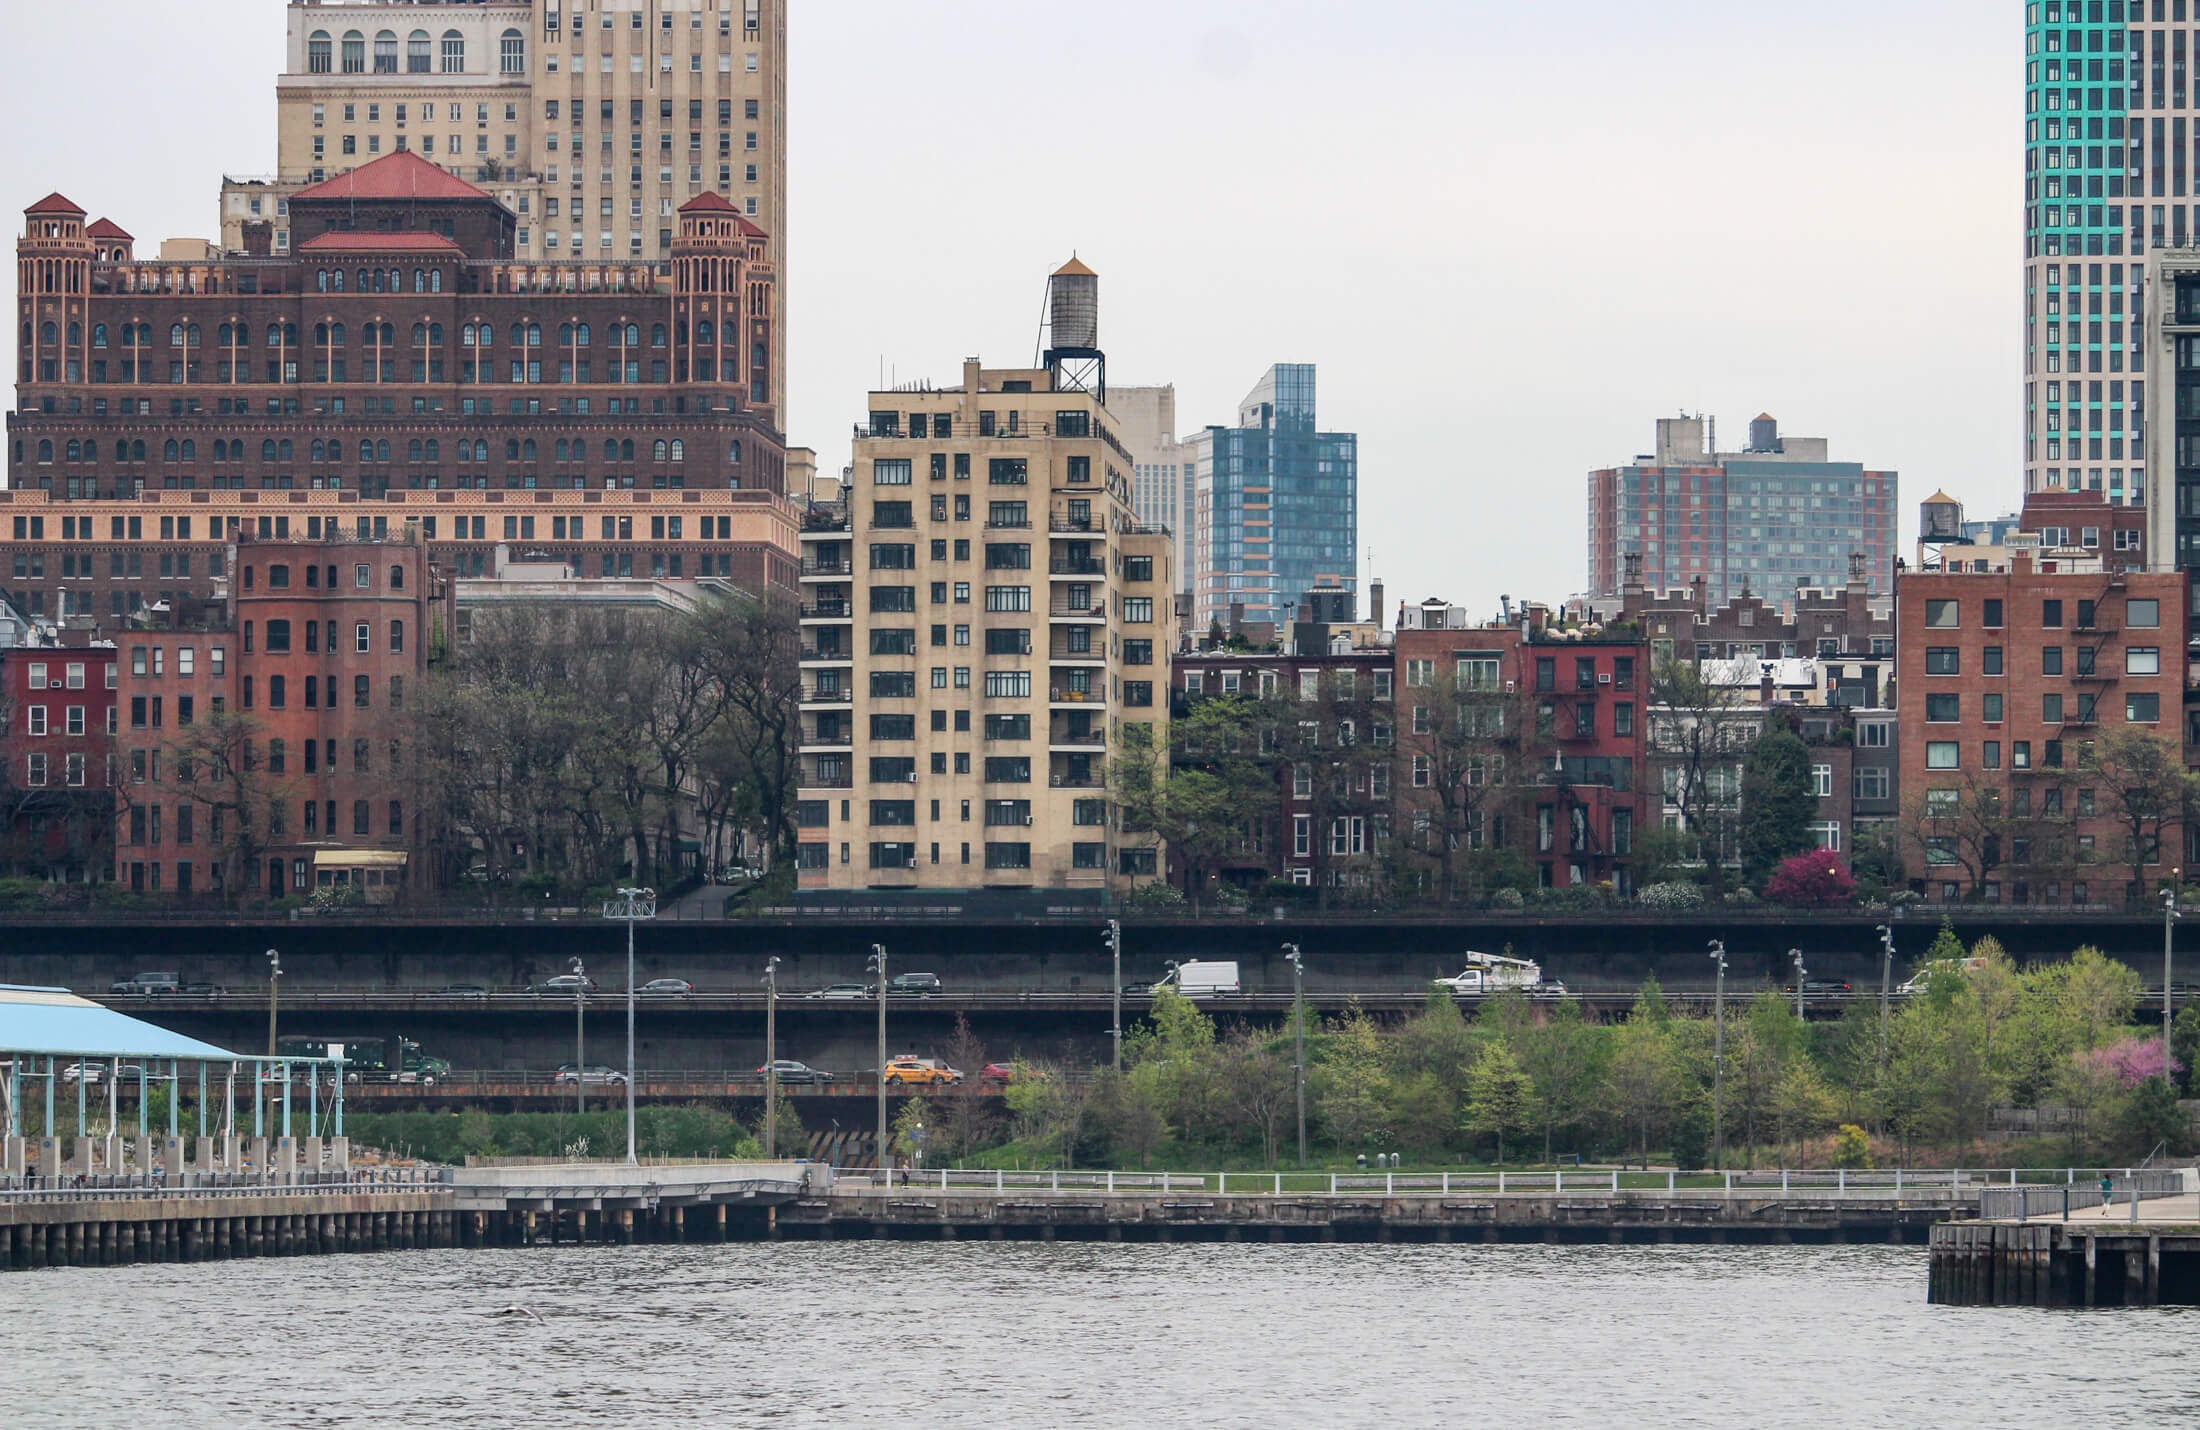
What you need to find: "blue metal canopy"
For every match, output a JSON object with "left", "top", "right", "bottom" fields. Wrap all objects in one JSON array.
[{"left": 0, "top": 984, "right": 244, "bottom": 1062}]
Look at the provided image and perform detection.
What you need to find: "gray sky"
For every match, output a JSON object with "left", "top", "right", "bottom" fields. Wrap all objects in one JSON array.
[{"left": 5, "top": 1, "right": 2012, "bottom": 617}]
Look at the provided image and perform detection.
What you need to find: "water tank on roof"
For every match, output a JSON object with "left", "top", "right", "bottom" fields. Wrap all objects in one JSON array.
[
  {"left": 1748, "top": 413, "right": 1779, "bottom": 452},
  {"left": 1049, "top": 256, "right": 1098, "bottom": 350}
]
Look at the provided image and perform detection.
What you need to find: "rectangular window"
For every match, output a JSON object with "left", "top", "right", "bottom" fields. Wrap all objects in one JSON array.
[
  {"left": 1924, "top": 647, "right": 1960, "bottom": 675},
  {"left": 2127, "top": 646, "right": 2160, "bottom": 675},
  {"left": 1983, "top": 647, "right": 2003, "bottom": 676},
  {"left": 2128, "top": 598, "right": 2161, "bottom": 628},
  {"left": 1925, "top": 741, "right": 1959, "bottom": 769},
  {"left": 1925, "top": 693, "right": 1960, "bottom": 722},
  {"left": 1923, "top": 599, "right": 1960, "bottom": 628},
  {"left": 2128, "top": 691, "right": 2162, "bottom": 722}
]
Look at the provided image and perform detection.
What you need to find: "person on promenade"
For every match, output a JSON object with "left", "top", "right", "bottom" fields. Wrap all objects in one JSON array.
[{"left": 2100, "top": 1174, "right": 2114, "bottom": 1210}]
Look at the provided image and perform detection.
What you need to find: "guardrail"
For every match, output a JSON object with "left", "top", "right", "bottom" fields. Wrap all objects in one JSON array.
[
  {"left": 0, "top": 1169, "right": 449, "bottom": 1201},
  {"left": 835, "top": 1166, "right": 2126, "bottom": 1198},
  {"left": 1976, "top": 1171, "right": 2187, "bottom": 1221}
]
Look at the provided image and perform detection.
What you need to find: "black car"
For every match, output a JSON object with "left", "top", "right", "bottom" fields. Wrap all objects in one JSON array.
[
  {"left": 1785, "top": 979, "right": 1854, "bottom": 996},
  {"left": 886, "top": 972, "right": 942, "bottom": 996},
  {"left": 757, "top": 1059, "right": 832, "bottom": 1085}
]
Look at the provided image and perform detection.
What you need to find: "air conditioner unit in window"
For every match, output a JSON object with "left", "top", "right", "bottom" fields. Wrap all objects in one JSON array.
[
  {"left": 905, "top": 772, "right": 917, "bottom": 783},
  {"left": 1598, "top": 673, "right": 1612, "bottom": 684}
]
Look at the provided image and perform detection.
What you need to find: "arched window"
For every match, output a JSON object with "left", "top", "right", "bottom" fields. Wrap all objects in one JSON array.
[
  {"left": 341, "top": 30, "right": 365, "bottom": 73},
  {"left": 212, "top": 440, "right": 226, "bottom": 462},
  {"left": 440, "top": 30, "right": 465, "bottom": 73},
  {"left": 92, "top": 324, "right": 107, "bottom": 347},
  {"left": 311, "top": 439, "right": 326, "bottom": 462},
  {"left": 83, "top": 441, "right": 97, "bottom": 462},
  {"left": 170, "top": 323, "right": 185, "bottom": 346},
  {"left": 652, "top": 439, "right": 668, "bottom": 462},
  {"left": 651, "top": 323, "right": 666, "bottom": 347},
  {"left": 575, "top": 322, "right": 590, "bottom": 345},
  {"left": 375, "top": 440, "right": 391, "bottom": 462},
  {"left": 411, "top": 322, "right": 428, "bottom": 345},
  {"left": 36, "top": 440, "right": 52, "bottom": 463},
  {"left": 279, "top": 440, "right": 293, "bottom": 462},
  {"left": 696, "top": 320, "right": 714, "bottom": 344},
  {"left": 669, "top": 440, "right": 684, "bottom": 462},
  {"left": 331, "top": 270, "right": 344, "bottom": 292},
  {"left": 527, "top": 323, "right": 541, "bottom": 346},
  {"left": 554, "top": 439, "right": 569, "bottom": 462},
  {"left": 729, "top": 440, "right": 742, "bottom": 464},
  {"left": 358, "top": 270, "right": 372, "bottom": 293},
  {"left": 65, "top": 440, "right": 80, "bottom": 461},
  {"left": 509, "top": 323, "right": 526, "bottom": 348},
  {"left": 625, "top": 323, "right": 640, "bottom": 345},
  {"left": 430, "top": 270, "right": 443, "bottom": 293},
  {"left": 522, "top": 439, "right": 537, "bottom": 461},
  {"left": 505, "top": 439, "right": 520, "bottom": 461},
  {"left": 131, "top": 440, "right": 146, "bottom": 462},
  {"left": 603, "top": 439, "right": 619, "bottom": 461},
  {"left": 373, "top": 30, "right": 398, "bottom": 74},
  {"left": 499, "top": 27, "right": 525, "bottom": 75},
  {"left": 180, "top": 440, "right": 195, "bottom": 461},
  {"left": 39, "top": 320, "right": 57, "bottom": 344},
  {"left": 407, "top": 29, "right": 431, "bottom": 72},
  {"left": 67, "top": 321, "right": 79, "bottom": 345},
  {"left": 424, "top": 439, "right": 439, "bottom": 462},
  {"left": 268, "top": 677, "right": 286, "bottom": 709},
  {"left": 309, "top": 30, "right": 332, "bottom": 73},
  {"left": 234, "top": 322, "right": 251, "bottom": 346},
  {"left": 330, "top": 323, "right": 345, "bottom": 345},
  {"left": 262, "top": 440, "right": 277, "bottom": 462},
  {"left": 474, "top": 439, "right": 489, "bottom": 462},
  {"left": 407, "top": 439, "right": 422, "bottom": 462},
  {"left": 621, "top": 439, "right": 635, "bottom": 462},
  {"left": 186, "top": 325, "right": 201, "bottom": 346},
  {"left": 163, "top": 439, "right": 180, "bottom": 462}
]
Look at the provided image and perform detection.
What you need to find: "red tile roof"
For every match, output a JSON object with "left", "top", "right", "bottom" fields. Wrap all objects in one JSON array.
[
  {"left": 680, "top": 192, "right": 739, "bottom": 213},
  {"left": 291, "top": 152, "right": 489, "bottom": 205},
  {"left": 295, "top": 230, "right": 465, "bottom": 254},
  {"left": 24, "top": 192, "right": 84, "bottom": 216},
  {"left": 85, "top": 218, "right": 132, "bottom": 240}
]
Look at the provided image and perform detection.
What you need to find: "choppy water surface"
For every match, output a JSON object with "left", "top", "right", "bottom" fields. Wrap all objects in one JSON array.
[{"left": 4, "top": 1242, "right": 2195, "bottom": 1427}]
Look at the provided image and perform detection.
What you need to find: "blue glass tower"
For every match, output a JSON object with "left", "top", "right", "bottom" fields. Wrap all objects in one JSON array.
[{"left": 1194, "top": 364, "right": 1358, "bottom": 631}]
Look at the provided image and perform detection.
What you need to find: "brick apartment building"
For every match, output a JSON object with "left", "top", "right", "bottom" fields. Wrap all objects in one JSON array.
[
  {"left": 113, "top": 529, "right": 444, "bottom": 900},
  {"left": 6, "top": 157, "right": 795, "bottom": 624},
  {"left": 1896, "top": 551, "right": 2189, "bottom": 908},
  {"left": 0, "top": 633, "right": 117, "bottom": 881}
]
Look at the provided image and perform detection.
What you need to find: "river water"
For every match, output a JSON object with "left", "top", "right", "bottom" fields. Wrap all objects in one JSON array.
[{"left": 4, "top": 1243, "right": 2194, "bottom": 1427}]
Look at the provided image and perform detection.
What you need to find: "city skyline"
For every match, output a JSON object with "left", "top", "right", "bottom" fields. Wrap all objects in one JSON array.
[{"left": 2, "top": 1, "right": 2013, "bottom": 616}]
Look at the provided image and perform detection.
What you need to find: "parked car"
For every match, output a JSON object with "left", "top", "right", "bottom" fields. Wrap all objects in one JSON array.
[
  {"left": 1530, "top": 981, "right": 1572, "bottom": 1000},
  {"left": 757, "top": 1059, "right": 833, "bottom": 1085},
  {"left": 639, "top": 978, "right": 695, "bottom": 996},
  {"left": 534, "top": 975, "right": 598, "bottom": 994},
  {"left": 979, "top": 1062, "right": 1017, "bottom": 1084},
  {"left": 887, "top": 972, "right": 943, "bottom": 996},
  {"left": 110, "top": 971, "right": 181, "bottom": 995},
  {"left": 807, "top": 983, "right": 872, "bottom": 1000},
  {"left": 883, "top": 1057, "right": 962, "bottom": 1086},
  {"left": 553, "top": 1063, "right": 627, "bottom": 1086}
]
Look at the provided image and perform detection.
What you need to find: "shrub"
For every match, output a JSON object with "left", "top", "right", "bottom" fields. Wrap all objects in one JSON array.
[
  {"left": 1762, "top": 852, "right": 1858, "bottom": 908},
  {"left": 1488, "top": 887, "right": 1526, "bottom": 910},
  {"left": 1830, "top": 1124, "right": 1873, "bottom": 1169},
  {"left": 1636, "top": 881, "right": 1704, "bottom": 912},
  {"left": 1122, "top": 882, "right": 1187, "bottom": 912}
]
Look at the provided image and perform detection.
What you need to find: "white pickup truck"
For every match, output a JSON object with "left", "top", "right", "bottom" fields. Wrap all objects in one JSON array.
[{"left": 1433, "top": 951, "right": 1544, "bottom": 996}]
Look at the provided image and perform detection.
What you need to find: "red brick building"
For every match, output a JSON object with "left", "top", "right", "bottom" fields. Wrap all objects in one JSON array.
[
  {"left": 1896, "top": 553, "right": 2189, "bottom": 908},
  {"left": 0, "top": 633, "right": 116, "bottom": 881},
  {"left": 113, "top": 530, "right": 443, "bottom": 901}
]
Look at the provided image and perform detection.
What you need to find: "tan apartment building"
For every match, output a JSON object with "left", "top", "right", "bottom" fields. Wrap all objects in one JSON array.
[
  {"left": 1110, "top": 384, "right": 1197, "bottom": 605},
  {"left": 794, "top": 346, "right": 1171, "bottom": 901},
  {"left": 225, "top": 0, "right": 788, "bottom": 412}
]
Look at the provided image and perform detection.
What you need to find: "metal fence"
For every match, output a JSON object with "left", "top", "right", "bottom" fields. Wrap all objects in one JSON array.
[
  {"left": 834, "top": 1166, "right": 2138, "bottom": 1198},
  {"left": 1976, "top": 1171, "right": 2187, "bottom": 1221},
  {"left": 0, "top": 1167, "right": 449, "bottom": 1201}
]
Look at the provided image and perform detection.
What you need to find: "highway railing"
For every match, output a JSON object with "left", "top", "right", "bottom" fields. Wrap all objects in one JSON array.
[{"left": 837, "top": 1166, "right": 2163, "bottom": 1198}]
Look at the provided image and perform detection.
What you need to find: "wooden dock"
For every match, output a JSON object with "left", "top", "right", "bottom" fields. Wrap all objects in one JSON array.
[{"left": 1929, "top": 1190, "right": 2200, "bottom": 1306}]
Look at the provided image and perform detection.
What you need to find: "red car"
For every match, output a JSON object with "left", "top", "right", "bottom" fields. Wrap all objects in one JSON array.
[{"left": 979, "top": 1062, "right": 1017, "bottom": 1083}]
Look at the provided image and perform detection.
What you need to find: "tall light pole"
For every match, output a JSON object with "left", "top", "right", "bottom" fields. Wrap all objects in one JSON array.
[
  {"left": 868, "top": 943, "right": 887, "bottom": 1174},
  {"left": 1708, "top": 939, "right": 1727, "bottom": 1170},
  {"left": 602, "top": 887, "right": 655, "bottom": 1165},
  {"left": 1282, "top": 943, "right": 1306, "bottom": 1169},
  {"left": 764, "top": 954, "right": 782, "bottom": 1158},
  {"left": 1103, "top": 920, "right": 1122, "bottom": 1071},
  {"left": 264, "top": 949, "right": 282, "bottom": 1057},
  {"left": 1875, "top": 923, "right": 1895, "bottom": 1087},
  {"left": 570, "top": 956, "right": 587, "bottom": 1118},
  {"left": 2163, "top": 873, "right": 2180, "bottom": 1053},
  {"left": 1789, "top": 947, "right": 1807, "bottom": 1023}
]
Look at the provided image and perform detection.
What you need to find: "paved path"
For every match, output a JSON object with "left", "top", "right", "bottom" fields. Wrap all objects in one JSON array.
[{"left": 2021, "top": 1191, "right": 2200, "bottom": 1224}]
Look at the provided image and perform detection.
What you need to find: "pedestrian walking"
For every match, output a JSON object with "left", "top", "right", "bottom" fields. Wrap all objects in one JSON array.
[{"left": 2100, "top": 1174, "right": 2114, "bottom": 1210}]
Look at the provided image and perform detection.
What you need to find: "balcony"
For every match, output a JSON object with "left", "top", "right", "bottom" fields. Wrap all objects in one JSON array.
[
  {"left": 801, "top": 729, "right": 853, "bottom": 750},
  {"left": 801, "top": 687, "right": 852, "bottom": 705},
  {"left": 800, "top": 647, "right": 853, "bottom": 665},
  {"left": 1049, "top": 772, "right": 1105, "bottom": 789},
  {"left": 799, "top": 600, "right": 851, "bottom": 621},
  {"left": 1050, "top": 648, "right": 1106, "bottom": 665},
  {"left": 1049, "top": 558, "right": 1108, "bottom": 577},
  {"left": 801, "top": 774, "right": 853, "bottom": 790},
  {"left": 1049, "top": 516, "right": 1100, "bottom": 534},
  {"left": 800, "top": 505, "right": 850, "bottom": 534},
  {"left": 800, "top": 557, "right": 851, "bottom": 579},
  {"left": 1050, "top": 729, "right": 1106, "bottom": 752},
  {"left": 1049, "top": 600, "right": 1107, "bottom": 622},
  {"left": 1049, "top": 687, "right": 1105, "bottom": 707}
]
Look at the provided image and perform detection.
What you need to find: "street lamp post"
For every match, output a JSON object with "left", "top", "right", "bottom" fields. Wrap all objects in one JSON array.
[
  {"left": 1104, "top": 920, "right": 1122, "bottom": 1071},
  {"left": 764, "top": 955, "right": 782, "bottom": 1158},
  {"left": 1708, "top": 940, "right": 1727, "bottom": 1169},
  {"left": 1789, "top": 947, "right": 1807, "bottom": 1023},
  {"left": 265, "top": 949, "right": 282, "bottom": 1057},
  {"left": 1282, "top": 943, "right": 1306, "bottom": 1169},
  {"left": 1876, "top": 923, "right": 1896, "bottom": 1086},
  {"left": 602, "top": 887, "right": 656, "bottom": 1165},
  {"left": 868, "top": 943, "right": 887, "bottom": 1175},
  {"left": 570, "top": 956, "right": 587, "bottom": 1118},
  {"left": 2164, "top": 873, "right": 2180, "bottom": 1052}
]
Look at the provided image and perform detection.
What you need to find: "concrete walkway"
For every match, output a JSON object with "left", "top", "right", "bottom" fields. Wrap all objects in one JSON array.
[{"left": 2022, "top": 1192, "right": 2200, "bottom": 1224}]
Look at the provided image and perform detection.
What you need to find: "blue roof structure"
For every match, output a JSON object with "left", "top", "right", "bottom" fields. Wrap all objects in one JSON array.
[{"left": 0, "top": 984, "right": 243, "bottom": 1061}]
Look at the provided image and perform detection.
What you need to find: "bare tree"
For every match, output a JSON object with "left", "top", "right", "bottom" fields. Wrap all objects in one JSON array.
[
  {"left": 1647, "top": 661, "right": 1756, "bottom": 893},
  {"left": 2084, "top": 726, "right": 2196, "bottom": 905},
  {"left": 1401, "top": 665, "right": 1544, "bottom": 904},
  {"left": 1898, "top": 768, "right": 2015, "bottom": 898}
]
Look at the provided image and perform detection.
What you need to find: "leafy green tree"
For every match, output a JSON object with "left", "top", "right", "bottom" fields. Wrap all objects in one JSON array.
[
  {"left": 1461, "top": 1041, "right": 1535, "bottom": 1165},
  {"left": 1733, "top": 990, "right": 1805, "bottom": 1163},
  {"left": 1002, "top": 1058, "right": 1092, "bottom": 1168},
  {"left": 1315, "top": 1001, "right": 1392, "bottom": 1154},
  {"left": 1216, "top": 1025, "right": 1297, "bottom": 1168},
  {"left": 1605, "top": 993, "right": 1686, "bottom": 1164},
  {"left": 1514, "top": 998, "right": 1601, "bottom": 1163},
  {"left": 1739, "top": 719, "right": 1816, "bottom": 888},
  {"left": 1089, "top": 1065, "right": 1168, "bottom": 1169},
  {"left": 1113, "top": 694, "right": 1277, "bottom": 904},
  {"left": 1771, "top": 1060, "right": 1836, "bottom": 1166}
]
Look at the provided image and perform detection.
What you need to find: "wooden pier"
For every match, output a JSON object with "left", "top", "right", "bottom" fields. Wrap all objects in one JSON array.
[{"left": 1929, "top": 1190, "right": 2200, "bottom": 1306}]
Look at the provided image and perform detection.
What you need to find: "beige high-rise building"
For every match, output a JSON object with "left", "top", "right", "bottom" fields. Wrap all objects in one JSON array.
[
  {"left": 225, "top": 0, "right": 788, "bottom": 417},
  {"left": 1110, "top": 384, "right": 1197, "bottom": 603},
  {"left": 795, "top": 341, "right": 1171, "bottom": 900}
]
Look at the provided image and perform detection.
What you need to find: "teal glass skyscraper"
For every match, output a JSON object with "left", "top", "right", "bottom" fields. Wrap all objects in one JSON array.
[{"left": 1192, "top": 364, "right": 1358, "bottom": 631}]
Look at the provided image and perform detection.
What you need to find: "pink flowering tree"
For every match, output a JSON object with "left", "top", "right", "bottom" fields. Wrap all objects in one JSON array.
[
  {"left": 2080, "top": 1037, "right": 2184, "bottom": 1091},
  {"left": 1762, "top": 852, "right": 1858, "bottom": 908}
]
